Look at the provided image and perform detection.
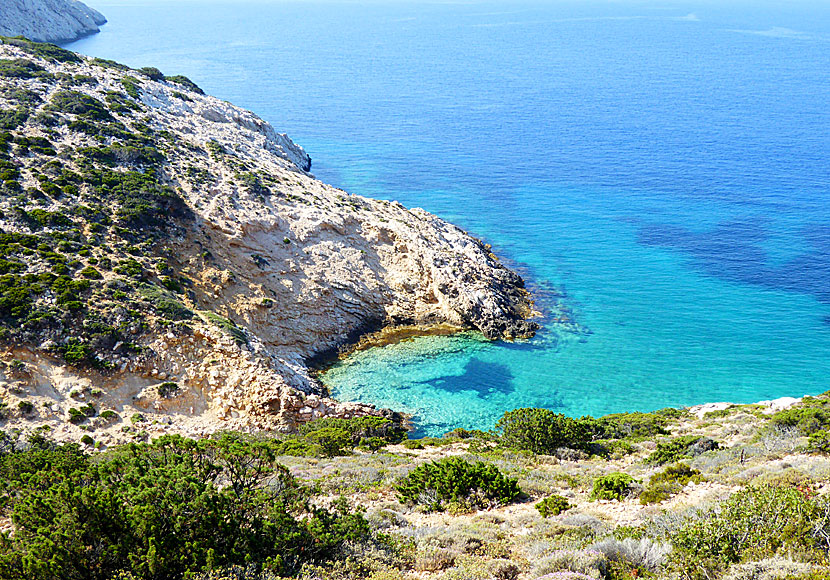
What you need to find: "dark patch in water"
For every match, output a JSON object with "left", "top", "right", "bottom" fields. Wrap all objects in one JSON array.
[
  {"left": 638, "top": 218, "right": 830, "bottom": 304},
  {"left": 424, "top": 357, "right": 515, "bottom": 398}
]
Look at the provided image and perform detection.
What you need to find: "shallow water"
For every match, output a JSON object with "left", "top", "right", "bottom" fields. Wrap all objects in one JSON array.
[{"left": 71, "top": 0, "right": 830, "bottom": 435}]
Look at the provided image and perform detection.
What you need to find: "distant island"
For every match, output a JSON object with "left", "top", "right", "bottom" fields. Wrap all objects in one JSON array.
[{"left": 0, "top": 0, "right": 106, "bottom": 44}]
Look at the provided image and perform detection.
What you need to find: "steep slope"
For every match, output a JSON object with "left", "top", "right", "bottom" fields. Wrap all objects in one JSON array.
[
  {"left": 0, "top": 0, "right": 106, "bottom": 44},
  {"left": 0, "top": 38, "right": 538, "bottom": 444}
]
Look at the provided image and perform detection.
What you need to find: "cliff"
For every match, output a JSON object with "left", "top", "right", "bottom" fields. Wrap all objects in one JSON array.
[
  {"left": 0, "top": 0, "right": 106, "bottom": 44},
  {"left": 0, "top": 38, "right": 538, "bottom": 444}
]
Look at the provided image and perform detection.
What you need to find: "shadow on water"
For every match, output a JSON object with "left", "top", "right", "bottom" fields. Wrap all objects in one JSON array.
[
  {"left": 638, "top": 218, "right": 830, "bottom": 307},
  {"left": 424, "top": 357, "right": 516, "bottom": 398}
]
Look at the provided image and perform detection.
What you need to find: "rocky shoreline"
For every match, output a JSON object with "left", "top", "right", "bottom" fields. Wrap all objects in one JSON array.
[
  {"left": 0, "top": 39, "right": 538, "bottom": 445},
  {"left": 0, "top": 0, "right": 107, "bottom": 44}
]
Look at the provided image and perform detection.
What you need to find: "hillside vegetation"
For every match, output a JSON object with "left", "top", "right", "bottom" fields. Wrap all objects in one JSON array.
[
  {"left": 0, "top": 37, "right": 536, "bottom": 444},
  {"left": 1, "top": 395, "right": 830, "bottom": 579}
]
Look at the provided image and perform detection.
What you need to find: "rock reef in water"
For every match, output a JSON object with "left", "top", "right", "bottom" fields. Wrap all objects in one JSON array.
[
  {"left": 0, "top": 39, "right": 538, "bottom": 444},
  {"left": 0, "top": 0, "right": 106, "bottom": 44}
]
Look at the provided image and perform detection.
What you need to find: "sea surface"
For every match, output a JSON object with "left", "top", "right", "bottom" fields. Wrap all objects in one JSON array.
[{"left": 70, "top": 0, "right": 830, "bottom": 435}]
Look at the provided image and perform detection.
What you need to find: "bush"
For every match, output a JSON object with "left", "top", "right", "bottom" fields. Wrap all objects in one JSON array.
[
  {"left": 645, "top": 435, "right": 717, "bottom": 465},
  {"left": 305, "top": 426, "right": 350, "bottom": 457},
  {"left": 536, "top": 494, "right": 572, "bottom": 517},
  {"left": 495, "top": 408, "right": 594, "bottom": 454},
  {"left": 157, "top": 381, "right": 179, "bottom": 398},
  {"left": 591, "top": 537, "right": 671, "bottom": 573},
  {"left": 165, "top": 74, "right": 205, "bottom": 95},
  {"left": 531, "top": 550, "right": 608, "bottom": 579},
  {"left": 300, "top": 415, "right": 406, "bottom": 447},
  {"left": 0, "top": 37, "right": 81, "bottom": 63},
  {"left": 590, "top": 472, "right": 637, "bottom": 501},
  {"left": 772, "top": 399, "right": 830, "bottom": 436},
  {"left": 395, "top": 457, "right": 521, "bottom": 512},
  {"left": 640, "top": 463, "right": 702, "bottom": 504},
  {"left": 47, "top": 90, "right": 112, "bottom": 121},
  {"left": 669, "top": 485, "right": 829, "bottom": 579},
  {"left": 807, "top": 430, "right": 830, "bottom": 454},
  {"left": 0, "top": 434, "right": 370, "bottom": 579},
  {"left": 591, "top": 411, "right": 671, "bottom": 440}
]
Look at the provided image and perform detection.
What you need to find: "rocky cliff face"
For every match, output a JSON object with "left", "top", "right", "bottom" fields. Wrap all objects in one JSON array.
[
  {"left": 0, "top": 0, "right": 106, "bottom": 44},
  {"left": 0, "top": 38, "right": 538, "bottom": 445}
]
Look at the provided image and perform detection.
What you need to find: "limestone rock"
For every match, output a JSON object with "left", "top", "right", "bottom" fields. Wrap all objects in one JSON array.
[{"left": 0, "top": 0, "right": 106, "bottom": 44}]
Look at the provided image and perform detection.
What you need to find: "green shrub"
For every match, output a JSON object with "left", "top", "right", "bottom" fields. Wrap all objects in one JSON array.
[
  {"left": 395, "top": 457, "right": 521, "bottom": 512},
  {"left": 131, "top": 413, "right": 145, "bottom": 424},
  {"left": 68, "top": 407, "right": 86, "bottom": 424},
  {"left": 669, "top": 485, "right": 828, "bottom": 579},
  {"left": 17, "top": 400, "right": 33, "bottom": 414},
  {"left": 535, "top": 494, "right": 572, "bottom": 517},
  {"left": 300, "top": 415, "right": 406, "bottom": 446},
  {"left": 591, "top": 411, "right": 671, "bottom": 440},
  {"left": 114, "top": 257, "right": 143, "bottom": 278},
  {"left": 80, "top": 434, "right": 94, "bottom": 446},
  {"left": 590, "top": 472, "right": 637, "bottom": 501},
  {"left": 771, "top": 399, "right": 830, "bottom": 435},
  {"left": 645, "top": 435, "right": 714, "bottom": 465},
  {"left": 100, "top": 410, "right": 118, "bottom": 421},
  {"left": 640, "top": 463, "right": 702, "bottom": 505},
  {"left": 0, "top": 57, "right": 52, "bottom": 80},
  {"left": 47, "top": 90, "right": 112, "bottom": 121},
  {"left": 138, "top": 67, "right": 165, "bottom": 81},
  {"left": 305, "top": 426, "right": 350, "bottom": 457},
  {"left": 0, "top": 106, "right": 29, "bottom": 130},
  {"left": 807, "top": 430, "right": 830, "bottom": 454},
  {"left": 200, "top": 311, "right": 246, "bottom": 343},
  {"left": 272, "top": 436, "right": 318, "bottom": 457},
  {"left": 139, "top": 283, "right": 193, "bottom": 320},
  {"left": 0, "top": 434, "right": 369, "bottom": 578},
  {"left": 59, "top": 339, "right": 103, "bottom": 368},
  {"left": 121, "top": 76, "right": 142, "bottom": 99},
  {"left": 495, "top": 408, "right": 594, "bottom": 454},
  {"left": 157, "top": 381, "right": 179, "bottom": 398},
  {"left": 0, "top": 37, "right": 81, "bottom": 63},
  {"left": 79, "top": 265, "right": 102, "bottom": 279},
  {"left": 165, "top": 74, "right": 205, "bottom": 95}
]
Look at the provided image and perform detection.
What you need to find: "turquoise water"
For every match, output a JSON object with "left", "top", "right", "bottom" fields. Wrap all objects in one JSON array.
[{"left": 70, "top": 1, "right": 830, "bottom": 435}]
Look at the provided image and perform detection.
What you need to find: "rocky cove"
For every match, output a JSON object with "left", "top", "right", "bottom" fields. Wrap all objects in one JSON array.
[{"left": 0, "top": 37, "right": 539, "bottom": 445}]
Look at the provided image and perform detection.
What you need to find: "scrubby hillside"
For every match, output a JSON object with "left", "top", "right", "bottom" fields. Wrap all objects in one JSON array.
[
  {"left": 0, "top": 0, "right": 106, "bottom": 44},
  {"left": 0, "top": 37, "right": 538, "bottom": 445},
  {"left": 1, "top": 394, "right": 830, "bottom": 579}
]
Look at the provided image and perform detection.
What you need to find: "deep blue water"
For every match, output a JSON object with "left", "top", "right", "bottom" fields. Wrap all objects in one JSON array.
[{"left": 70, "top": 0, "right": 830, "bottom": 435}]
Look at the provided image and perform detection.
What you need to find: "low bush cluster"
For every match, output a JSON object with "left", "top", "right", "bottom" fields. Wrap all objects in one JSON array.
[
  {"left": 590, "top": 472, "right": 637, "bottom": 501},
  {"left": 639, "top": 462, "right": 702, "bottom": 504},
  {"left": 669, "top": 485, "right": 830, "bottom": 579},
  {"left": 395, "top": 457, "right": 521, "bottom": 512},
  {"left": 535, "top": 494, "right": 572, "bottom": 517},
  {"left": 0, "top": 432, "right": 371, "bottom": 579},
  {"left": 495, "top": 408, "right": 594, "bottom": 454},
  {"left": 299, "top": 415, "right": 406, "bottom": 456}
]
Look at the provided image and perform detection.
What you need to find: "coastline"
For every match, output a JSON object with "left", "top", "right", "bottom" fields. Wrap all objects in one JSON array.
[{"left": 0, "top": 39, "right": 539, "bottom": 445}]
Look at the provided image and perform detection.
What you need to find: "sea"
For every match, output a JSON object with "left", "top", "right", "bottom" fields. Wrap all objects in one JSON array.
[{"left": 68, "top": 0, "right": 830, "bottom": 436}]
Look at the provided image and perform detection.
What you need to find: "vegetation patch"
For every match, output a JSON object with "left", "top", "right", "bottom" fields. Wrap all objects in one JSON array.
[
  {"left": 495, "top": 407, "right": 594, "bottom": 454},
  {"left": 395, "top": 457, "right": 521, "bottom": 512},
  {"left": 535, "top": 494, "right": 572, "bottom": 517},
  {"left": 0, "top": 37, "right": 81, "bottom": 63},
  {"left": 590, "top": 472, "right": 638, "bottom": 501}
]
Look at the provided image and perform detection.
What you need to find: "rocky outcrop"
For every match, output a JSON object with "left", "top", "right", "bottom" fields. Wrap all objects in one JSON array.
[
  {"left": 0, "top": 40, "right": 538, "bottom": 445},
  {"left": 0, "top": 0, "right": 106, "bottom": 44}
]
